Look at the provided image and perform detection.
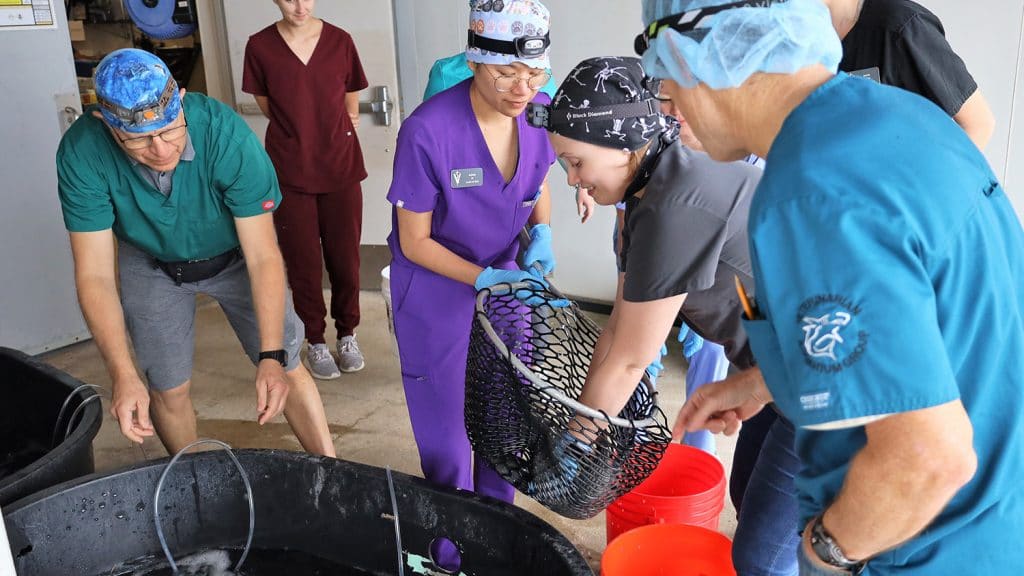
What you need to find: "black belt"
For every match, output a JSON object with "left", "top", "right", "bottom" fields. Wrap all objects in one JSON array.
[{"left": 153, "top": 247, "right": 241, "bottom": 286}]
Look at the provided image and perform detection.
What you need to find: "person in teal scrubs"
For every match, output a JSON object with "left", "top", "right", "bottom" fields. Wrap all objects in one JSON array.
[{"left": 642, "top": 0, "right": 1024, "bottom": 574}]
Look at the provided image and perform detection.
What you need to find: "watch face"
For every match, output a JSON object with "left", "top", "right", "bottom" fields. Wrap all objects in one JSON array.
[
  {"left": 811, "top": 519, "right": 858, "bottom": 570},
  {"left": 827, "top": 541, "right": 848, "bottom": 565}
]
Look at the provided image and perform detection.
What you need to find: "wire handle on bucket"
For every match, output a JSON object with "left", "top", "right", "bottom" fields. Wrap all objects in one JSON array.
[{"left": 153, "top": 439, "right": 255, "bottom": 574}]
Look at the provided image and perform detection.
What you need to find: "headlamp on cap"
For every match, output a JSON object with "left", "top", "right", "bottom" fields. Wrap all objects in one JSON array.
[
  {"left": 98, "top": 75, "right": 178, "bottom": 129},
  {"left": 468, "top": 29, "right": 551, "bottom": 59},
  {"left": 634, "top": 0, "right": 785, "bottom": 56},
  {"left": 527, "top": 99, "right": 659, "bottom": 130}
]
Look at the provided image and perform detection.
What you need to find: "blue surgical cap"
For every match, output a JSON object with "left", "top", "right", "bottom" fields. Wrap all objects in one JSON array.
[
  {"left": 639, "top": 0, "right": 842, "bottom": 90},
  {"left": 94, "top": 48, "right": 181, "bottom": 133}
]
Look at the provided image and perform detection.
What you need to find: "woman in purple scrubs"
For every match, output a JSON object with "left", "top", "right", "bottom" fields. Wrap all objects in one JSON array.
[{"left": 387, "top": 0, "right": 557, "bottom": 504}]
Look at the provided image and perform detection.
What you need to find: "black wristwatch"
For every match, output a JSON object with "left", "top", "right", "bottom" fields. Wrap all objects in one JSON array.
[
  {"left": 809, "top": 514, "right": 864, "bottom": 573},
  {"left": 258, "top": 349, "right": 288, "bottom": 367}
]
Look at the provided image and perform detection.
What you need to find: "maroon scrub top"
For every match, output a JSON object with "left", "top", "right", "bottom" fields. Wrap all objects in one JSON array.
[{"left": 242, "top": 21, "right": 369, "bottom": 194}]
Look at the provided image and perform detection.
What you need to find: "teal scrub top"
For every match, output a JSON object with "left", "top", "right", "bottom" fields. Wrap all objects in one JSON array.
[
  {"left": 423, "top": 52, "right": 558, "bottom": 101},
  {"left": 57, "top": 93, "right": 281, "bottom": 262},
  {"left": 747, "top": 73, "right": 1024, "bottom": 574}
]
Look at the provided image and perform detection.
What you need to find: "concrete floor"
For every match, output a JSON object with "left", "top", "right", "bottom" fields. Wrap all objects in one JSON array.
[{"left": 40, "top": 289, "right": 738, "bottom": 572}]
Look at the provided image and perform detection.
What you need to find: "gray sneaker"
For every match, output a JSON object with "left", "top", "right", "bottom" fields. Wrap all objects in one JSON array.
[
  {"left": 337, "top": 335, "right": 365, "bottom": 373},
  {"left": 307, "top": 343, "right": 341, "bottom": 380}
]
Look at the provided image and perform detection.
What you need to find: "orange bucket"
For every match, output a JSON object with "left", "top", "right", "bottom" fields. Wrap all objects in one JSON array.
[
  {"left": 607, "top": 444, "right": 726, "bottom": 543},
  {"left": 602, "top": 524, "right": 736, "bottom": 576}
]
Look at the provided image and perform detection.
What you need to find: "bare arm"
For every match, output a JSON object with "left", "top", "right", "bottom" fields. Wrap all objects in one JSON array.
[
  {"left": 70, "top": 230, "right": 134, "bottom": 380},
  {"left": 590, "top": 273, "right": 625, "bottom": 370},
  {"left": 397, "top": 207, "right": 483, "bottom": 286},
  {"left": 528, "top": 178, "right": 552, "bottom": 226},
  {"left": 578, "top": 289, "right": 685, "bottom": 417},
  {"left": 255, "top": 95, "right": 271, "bottom": 119},
  {"left": 234, "top": 213, "right": 289, "bottom": 424},
  {"left": 953, "top": 89, "right": 995, "bottom": 151},
  {"left": 819, "top": 400, "right": 977, "bottom": 561},
  {"left": 346, "top": 91, "right": 361, "bottom": 129},
  {"left": 235, "top": 213, "right": 286, "bottom": 350},
  {"left": 69, "top": 230, "right": 153, "bottom": 442}
]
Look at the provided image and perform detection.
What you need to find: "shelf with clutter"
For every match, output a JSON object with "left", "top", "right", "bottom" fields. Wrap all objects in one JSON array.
[{"left": 67, "top": 0, "right": 206, "bottom": 109}]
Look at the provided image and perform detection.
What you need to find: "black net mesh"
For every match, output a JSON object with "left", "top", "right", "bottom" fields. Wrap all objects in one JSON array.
[{"left": 465, "top": 282, "right": 672, "bottom": 520}]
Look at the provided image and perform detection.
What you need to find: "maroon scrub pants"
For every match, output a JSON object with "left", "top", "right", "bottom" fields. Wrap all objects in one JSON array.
[{"left": 273, "top": 183, "right": 362, "bottom": 345}]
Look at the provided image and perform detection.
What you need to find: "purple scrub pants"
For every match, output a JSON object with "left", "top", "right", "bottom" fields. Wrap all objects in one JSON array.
[{"left": 389, "top": 260, "right": 516, "bottom": 504}]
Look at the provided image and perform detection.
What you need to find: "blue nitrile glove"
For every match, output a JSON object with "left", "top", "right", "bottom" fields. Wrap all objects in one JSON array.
[
  {"left": 645, "top": 344, "right": 668, "bottom": 386},
  {"left": 523, "top": 224, "right": 556, "bottom": 277},
  {"left": 525, "top": 430, "right": 591, "bottom": 498},
  {"left": 677, "top": 322, "right": 705, "bottom": 360},
  {"left": 475, "top": 267, "right": 569, "bottom": 308}
]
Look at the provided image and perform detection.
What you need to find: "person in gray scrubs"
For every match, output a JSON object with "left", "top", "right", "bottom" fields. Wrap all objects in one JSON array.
[
  {"left": 535, "top": 57, "right": 762, "bottom": 419},
  {"left": 535, "top": 63, "right": 798, "bottom": 569}
]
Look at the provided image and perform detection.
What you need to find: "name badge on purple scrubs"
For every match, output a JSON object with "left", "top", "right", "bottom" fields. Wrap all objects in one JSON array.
[{"left": 451, "top": 168, "right": 484, "bottom": 189}]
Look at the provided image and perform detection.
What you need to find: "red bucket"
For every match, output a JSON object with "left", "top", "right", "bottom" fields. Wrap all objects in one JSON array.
[
  {"left": 602, "top": 524, "right": 736, "bottom": 576},
  {"left": 606, "top": 444, "right": 726, "bottom": 543}
]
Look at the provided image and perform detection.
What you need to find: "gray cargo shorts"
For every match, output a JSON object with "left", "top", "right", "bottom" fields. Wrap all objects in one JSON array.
[{"left": 117, "top": 241, "right": 304, "bottom": 391}]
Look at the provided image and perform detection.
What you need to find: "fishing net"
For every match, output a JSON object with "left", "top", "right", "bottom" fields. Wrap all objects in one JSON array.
[{"left": 465, "top": 281, "right": 672, "bottom": 520}]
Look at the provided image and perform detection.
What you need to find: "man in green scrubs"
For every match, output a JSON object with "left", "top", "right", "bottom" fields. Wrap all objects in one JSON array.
[{"left": 56, "top": 49, "right": 335, "bottom": 457}]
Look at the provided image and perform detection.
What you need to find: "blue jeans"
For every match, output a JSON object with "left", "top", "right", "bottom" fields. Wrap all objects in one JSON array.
[
  {"left": 732, "top": 413, "right": 801, "bottom": 576},
  {"left": 730, "top": 407, "right": 778, "bottom": 511}
]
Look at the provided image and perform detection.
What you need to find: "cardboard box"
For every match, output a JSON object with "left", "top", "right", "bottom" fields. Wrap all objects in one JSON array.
[{"left": 69, "top": 20, "right": 85, "bottom": 42}]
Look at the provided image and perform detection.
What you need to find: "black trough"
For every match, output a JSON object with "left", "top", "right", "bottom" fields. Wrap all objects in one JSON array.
[
  {"left": 4, "top": 449, "right": 594, "bottom": 575},
  {"left": 0, "top": 347, "right": 102, "bottom": 507}
]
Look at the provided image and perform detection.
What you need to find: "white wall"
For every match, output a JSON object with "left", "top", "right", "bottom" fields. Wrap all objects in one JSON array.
[
  {"left": 1000, "top": 3, "right": 1024, "bottom": 197},
  {"left": 927, "top": 1, "right": 1024, "bottom": 207}
]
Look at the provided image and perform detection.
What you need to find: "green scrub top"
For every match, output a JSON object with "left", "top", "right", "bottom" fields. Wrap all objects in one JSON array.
[{"left": 57, "top": 93, "right": 281, "bottom": 262}]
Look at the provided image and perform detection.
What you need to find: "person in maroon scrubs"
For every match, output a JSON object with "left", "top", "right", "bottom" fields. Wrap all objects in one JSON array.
[{"left": 243, "top": 0, "right": 369, "bottom": 379}]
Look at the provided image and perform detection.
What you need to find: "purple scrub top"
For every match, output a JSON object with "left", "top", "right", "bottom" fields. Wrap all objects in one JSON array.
[{"left": 387, "top": 79, "right": 556, "bottom": 270}]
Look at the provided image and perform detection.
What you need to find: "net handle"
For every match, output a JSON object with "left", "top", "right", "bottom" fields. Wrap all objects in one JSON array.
[{"left": 475, "top": 283, "right": 660, "bottom": 430}]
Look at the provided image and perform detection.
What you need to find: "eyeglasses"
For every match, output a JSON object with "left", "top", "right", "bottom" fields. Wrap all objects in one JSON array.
[
  {"left": 115, "top": 115, "right": 188, "bottom": 150},
  {"left": 484, "top": 66, "right": 552, "bottom": 93},
  {"left": 642, "top": 76, "right": 672, "bottom": 103},
  {"left": 634, "top": 0, "right": 780, "bottom": 56}
]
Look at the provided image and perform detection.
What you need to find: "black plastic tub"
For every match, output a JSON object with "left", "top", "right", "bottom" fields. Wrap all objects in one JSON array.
[
  {"left": 0, "top": 347, "right": 102, "bottom": 507},
  {"left": 4, "top": 449, "right": 593, "bottom": 575}
]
